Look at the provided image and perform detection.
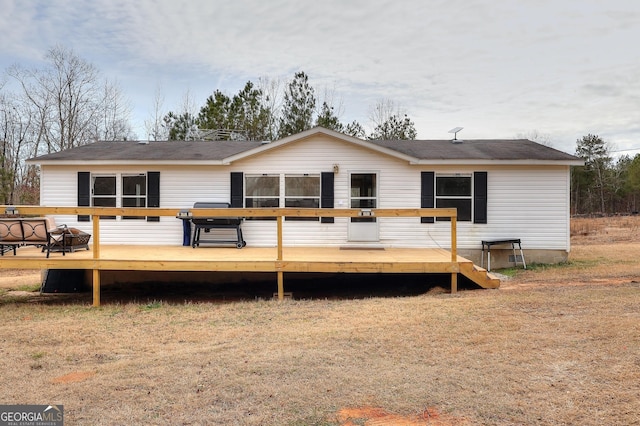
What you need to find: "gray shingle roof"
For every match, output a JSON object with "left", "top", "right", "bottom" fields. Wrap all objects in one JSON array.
[
  {"left": 30, "top": 140, "right": 265, "bottom": 162},
  {"left": 368, "top": 139, "right": 580, "bottom": 161},
  {"left": 28, "top": 129, "right": 581, "bottom": 164}
]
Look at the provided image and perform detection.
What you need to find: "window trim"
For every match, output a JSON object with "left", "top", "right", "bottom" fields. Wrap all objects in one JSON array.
[
  {"left": 244, "top": 174, "right": 280, "bottom": 205},
  {"left": 121, "top": 173, "right": 147, "bottom": 220},
  {"left": 285, "top": 174, "right": 320, "bottom": 221},
  {"left": 435, "top": 173, "right": 472, "bottom": 222},
  {"left": 91, "top": 174, "right": 117, "bottom": 219},
  {"left": 244, "top": 173, "right": 323, "bottom": 221},
  {"left": 86, "top": 172, "right": 152, "bottom": 221},
  {"left": 244, "top": 174, "right": 281, "bottom": 220}
]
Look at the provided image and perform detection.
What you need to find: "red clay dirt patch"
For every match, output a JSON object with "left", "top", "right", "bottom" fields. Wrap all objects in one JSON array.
[
  {"left": 336, "top": 406, "right": 470, "bottom": 425},
  {"left": 51, "top": 371, "right": 95, "bottom": 384}
]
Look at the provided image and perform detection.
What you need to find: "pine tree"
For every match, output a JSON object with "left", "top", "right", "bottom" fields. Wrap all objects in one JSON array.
[
  {"left": 278, "top": 71, "right": 316, "bottom": 138},
  {"left": 315, "top": 101, "right": 343, "bottom": 132}
]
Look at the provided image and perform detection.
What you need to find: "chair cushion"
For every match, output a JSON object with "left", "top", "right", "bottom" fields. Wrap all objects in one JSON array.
[{"left": 0, "top": 220, "right": 24, "bottom": 242}]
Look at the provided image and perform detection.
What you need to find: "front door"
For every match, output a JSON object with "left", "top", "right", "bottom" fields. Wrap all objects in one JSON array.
[{"left": 348, "top": 172, "right": 379, "bottom": 242}]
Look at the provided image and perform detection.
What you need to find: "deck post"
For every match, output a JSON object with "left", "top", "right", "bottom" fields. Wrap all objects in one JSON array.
[
  {"left": 450, "top": 216, "right": 457, "bottom": 262},
  {"left": 276, "top": 215, "right": 284, "bottom": 300},
  {"left": 93, "top": 269, "right": 101, "bottom": 307},
  {"left": 451, "top": 215, "right": 458, "bottom": 293},
  {"left": 277, "top": 215, "right": 283, "bottom": 261},
  {"left": 92, "top": 215, "right": 101, "bottom": 307},
  {"left": 92, "top": 215, "right": 100, "bottom": 259},
  {"left": 277, "top": 271, "right": 284, "bottom": 300}
]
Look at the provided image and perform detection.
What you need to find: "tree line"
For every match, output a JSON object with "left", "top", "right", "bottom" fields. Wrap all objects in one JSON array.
[
  {"left": 155, "top": 71, "right": 417, "bottom": 142},
  {"left": 572, "top": 134, "right": 640, "bottom": 215},
  {"left": 1, "top": 46, "right": 134, "bottom": 204},
  {"left": 3, "top": 46, "right": 639, "bottom": 216},
  {"left": 1, "top": 47, "right": 417, "bottom": 204}
]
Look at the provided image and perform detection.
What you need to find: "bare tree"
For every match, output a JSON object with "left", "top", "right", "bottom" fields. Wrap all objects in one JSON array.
[
  {"left": 368, "top": 98, "right": 400, "bottom": 130},
  {"left": 8, "top": 45, "right": 132, "bottom": 153},
  {"left": 3, "top": 45, "right": 133, "bottom": 203},
  {"left": 257, "top": 76, "right": 282, "bottom": 140},
  {"left": 0, "top": 88, "right": 39, "bottom": 203},
  {"left": 94, "top": 78, "right": 134, "bottom": 141},
  {"left": 145, "top": 83, "right": 168, "bottom": 141},
  {"left": 368, "top": 98, "right": 417, "bottom": 140},
  {"left": 517, "top": 129, "right": 554, "bottom": 147}
]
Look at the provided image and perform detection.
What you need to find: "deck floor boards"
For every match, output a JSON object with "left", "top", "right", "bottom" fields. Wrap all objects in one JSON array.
[{"left": 0, "top": 245, "right": 463, "bottom": 270}]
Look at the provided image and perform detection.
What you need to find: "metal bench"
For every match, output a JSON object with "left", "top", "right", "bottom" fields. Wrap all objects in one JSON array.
[
  {"left": 481, "top": 239, "right": 526, "bottom": 271},
  {"left": 190, "top": 202, "right": 246, "bottom": 249}
]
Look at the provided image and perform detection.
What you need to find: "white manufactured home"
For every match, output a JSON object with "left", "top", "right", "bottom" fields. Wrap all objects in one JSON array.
[{"left": 29, "top": 127, "right": 582, "bottom": 268}]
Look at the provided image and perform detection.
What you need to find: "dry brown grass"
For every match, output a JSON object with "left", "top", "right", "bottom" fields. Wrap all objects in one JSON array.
[
  {"left": 570, "top": 214, "right": 640, "bottom": 243},
  {"left": 0, "top": 216, "right": 639, "bottom": 425}
]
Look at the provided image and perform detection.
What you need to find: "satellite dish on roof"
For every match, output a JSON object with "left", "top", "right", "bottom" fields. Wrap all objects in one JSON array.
[{"left": 448, "top": 127, "right": 463, "bottom": 140}]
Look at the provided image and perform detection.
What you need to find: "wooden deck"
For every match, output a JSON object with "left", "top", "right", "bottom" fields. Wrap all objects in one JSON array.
[
  {"left": 1, "top": 206, "right": 500, "bottom": 305},
  {"left": 0, "top": 244, "right": 499, "bottom": 302}
]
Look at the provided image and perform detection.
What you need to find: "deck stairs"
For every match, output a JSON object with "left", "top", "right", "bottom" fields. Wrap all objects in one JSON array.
[{"left": 459, "top": 261, "right": 501, "bottom": 289}]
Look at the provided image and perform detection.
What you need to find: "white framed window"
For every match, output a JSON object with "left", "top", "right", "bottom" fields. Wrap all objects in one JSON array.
[
  {"left": 285, "top": 174, "right": 320, "bottom": 221},
  {"left": 245, "top": 175, "right": 280, "bottom": 208},
  {"left": 245, "top": 175, "right": 280, "bottom": 220},
  {"left": 91, "top": 173, "right": 149, "bottom": 220},
  {"left": 92, "top": 175, "right": 116, "bottom": 207},
  {"left": 244, "top": 174, "right": 322, "bottom": 221},
  {"left": 92, "top": 175, "right": 116, "bottom": 219},
  {"left": 122, "top": 174, "right": 147, "bottom": 220},
  {"left": 435, "top": 174, "right": 472, "bottom": 221}
]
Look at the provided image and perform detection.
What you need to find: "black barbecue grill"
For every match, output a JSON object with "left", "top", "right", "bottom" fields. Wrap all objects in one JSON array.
[{"left": 190, "top": 202, "right": 246, "bottom": 248}]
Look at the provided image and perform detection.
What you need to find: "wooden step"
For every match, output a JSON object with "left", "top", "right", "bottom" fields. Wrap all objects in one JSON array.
[{"left": 459, "top": 262, "right": 501, "bottom": 289}]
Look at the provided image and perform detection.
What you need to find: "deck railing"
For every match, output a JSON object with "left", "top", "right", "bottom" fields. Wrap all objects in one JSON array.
[{"left": 1, "top": 206, "right": 458, "bottom": 304}]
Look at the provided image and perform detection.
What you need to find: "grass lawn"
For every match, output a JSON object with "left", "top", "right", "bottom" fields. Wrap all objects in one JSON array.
[{"left": 0, "top": 216, "right": 638, "bottom": 425}]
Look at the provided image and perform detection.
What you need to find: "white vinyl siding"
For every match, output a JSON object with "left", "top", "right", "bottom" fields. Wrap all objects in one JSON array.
[
  {"left": 37, "top": 135, "right": 572, "bottom": 251},
  {"left": 483, "top": 166, "right": 570, "bottom": 250}
]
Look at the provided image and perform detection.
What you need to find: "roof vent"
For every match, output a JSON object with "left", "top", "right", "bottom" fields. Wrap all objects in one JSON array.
[
  {"left": 448, "top": 127, "right": 464, "bottom": 143},
  {"left": 138, "top": 140, "right": 149, "bottom": 145}
]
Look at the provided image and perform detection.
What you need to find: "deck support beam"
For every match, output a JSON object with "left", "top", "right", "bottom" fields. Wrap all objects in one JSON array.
[
  {"left": 277, "top": 271, "right": 284, "bottom": 300},
  {"left": 92, "top": 215, "right": 101, "bottom": 306},
  {"left": 92, "top": 269, "right": 100, "bottom": 306},
  {"left": 276, "top": 216, "right": 285, "bottom": 300},
  {"left": 451, "top": 272, "right": 457, "bottom": 294}
]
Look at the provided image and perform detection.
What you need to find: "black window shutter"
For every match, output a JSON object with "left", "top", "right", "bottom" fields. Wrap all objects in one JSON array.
[
  {"left": 420, "top": 171, "right": 435, "bottom": 223},
  {"left": 230, "top": 172, "right": 243, "bottom": 207},
  {"left": 77, "top": 172, "right": 90, "bottom": 222},
  {"left": 321, "top": 172, "right": 334, "bottom": 223},
  {"left": 474, "top": 171, "right": 488, "bottom": 224},
  {"left": 147, "top": 171, "right": 160, "bottom": 222}
]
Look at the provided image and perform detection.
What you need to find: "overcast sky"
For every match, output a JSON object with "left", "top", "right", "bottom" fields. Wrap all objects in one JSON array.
[{"left": 1, "top": 0, "right": 639, "bottom": 156}]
